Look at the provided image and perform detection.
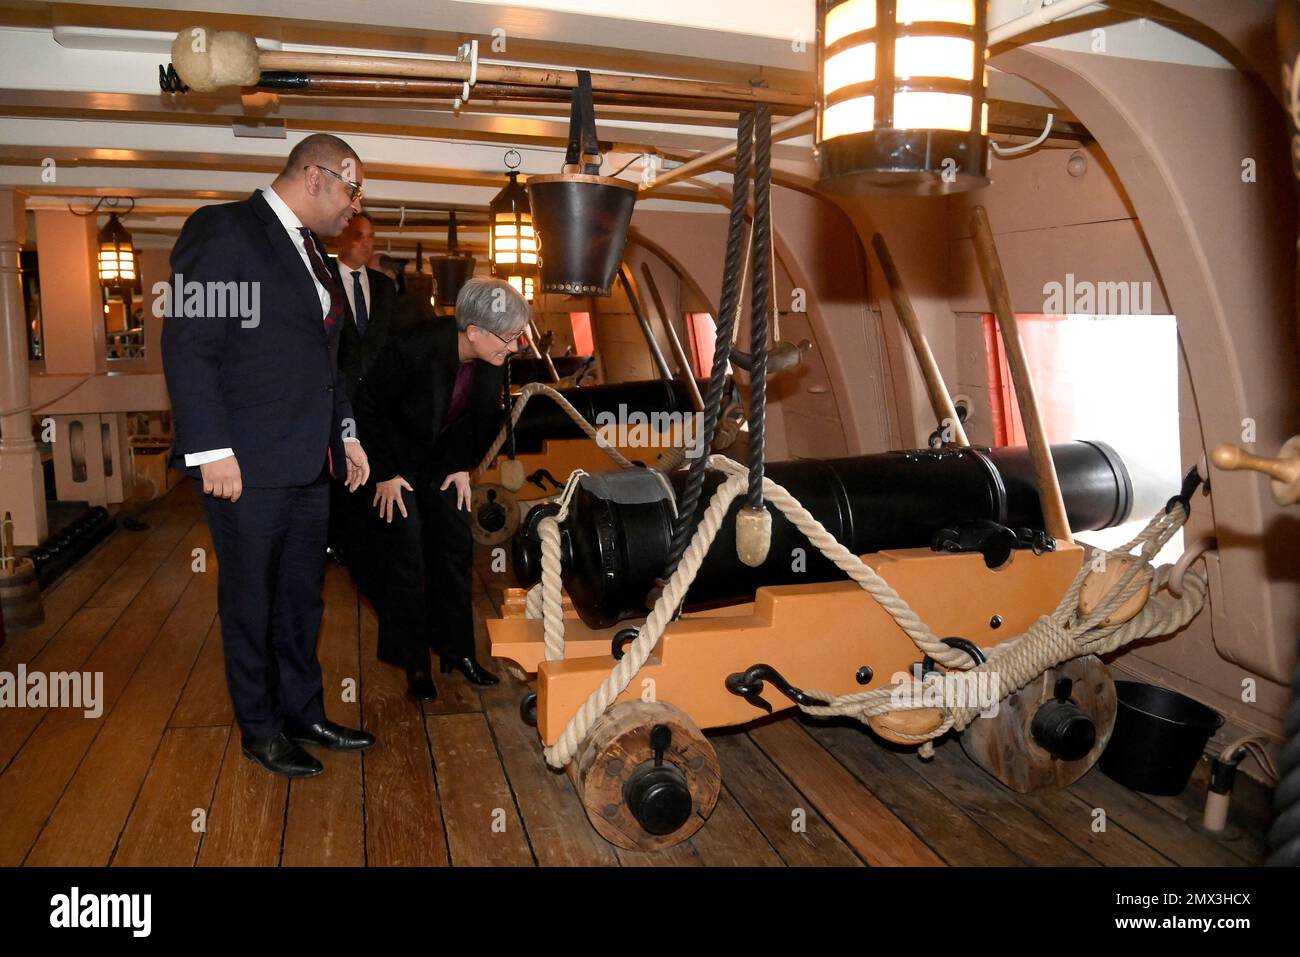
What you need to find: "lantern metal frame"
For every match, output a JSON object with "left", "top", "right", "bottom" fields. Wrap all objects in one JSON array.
[
  {"left": 97, "top": 212, "right": 138, "bottom": 292},
  {"left": 815, "top": 0, "right": 991, "bottom": 196},
  {"left": 489, "top": 166, "right": 539, "bottom": 281}
]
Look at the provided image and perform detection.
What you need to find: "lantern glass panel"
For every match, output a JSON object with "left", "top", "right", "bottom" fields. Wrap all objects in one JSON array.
[
  {"left": 893, "top": 91, "right": 973, "bottom": 131},
  {"left": 824, "top": 43, "right": 876, "bottom": 95},
  {"left": 894, "top": 35, "right": 974, "bottom": 80},
  {"left": 895, "top": 0, "right": 975, "bottom": 26},
  {"left": 824, "top": 0, "right": 877, "bottom": 45},
  {"left": 822, "top": 96, "right": 875, "bottom": 139},
  {"left": 491, "top": 212, "right": 537, "bottom": 267}
]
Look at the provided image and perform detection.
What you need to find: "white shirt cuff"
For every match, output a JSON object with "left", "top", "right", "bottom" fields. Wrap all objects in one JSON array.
[
  {"left": 343, "top": 436, "right": 359, "bottom": 443},
  {"left": 184, "top": 448, "right": 234, "bottom": 467}
]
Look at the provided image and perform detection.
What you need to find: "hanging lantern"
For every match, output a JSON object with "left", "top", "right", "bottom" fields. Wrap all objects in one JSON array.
[
  {"left": 815, "top": 0, "right": 990, "bottom": 195},
  {"left": 97, "top": 213, "right": 137, "bottom": 290},
  {"left": 528, "top": 70, "right": 636, "bottom": 297},
  {"left": 432, "top": 210, "right": 476, "bottom": 309},
  {"left": 490, "top": 150, "right": 539, "bottom": 285}
]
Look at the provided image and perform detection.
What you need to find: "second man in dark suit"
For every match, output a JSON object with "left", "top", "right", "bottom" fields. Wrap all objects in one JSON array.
[{"left": 327, "top": 213, "right": 396, "bottom": 570}]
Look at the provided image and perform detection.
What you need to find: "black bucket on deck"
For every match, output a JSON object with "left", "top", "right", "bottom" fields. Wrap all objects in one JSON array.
[{"left": 1099, "top": 681, "right": 1223, "bottom": 795}]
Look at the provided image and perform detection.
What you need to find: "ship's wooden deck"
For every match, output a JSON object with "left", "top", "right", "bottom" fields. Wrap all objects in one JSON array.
[{"left": 0, "top": 483, "right": 1268, "bottom": 866}]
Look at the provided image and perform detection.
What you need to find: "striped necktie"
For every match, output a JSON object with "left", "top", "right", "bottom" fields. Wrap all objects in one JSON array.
[{"left": 298, "top": 226, "right": 343, "bottom": 336}]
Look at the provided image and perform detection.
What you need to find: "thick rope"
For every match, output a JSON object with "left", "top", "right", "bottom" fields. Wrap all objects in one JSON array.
[
  {"left": 475, "top": 382, "right": 635, "bottom": 475},
  {"left": 661, "top": 111, "right": 754, "bottom": 583},
  {"left": 543, "top": 460, "right": 749, "bottom": 767},
  {"left": 796, "top": 505, "right": 1203, "bottom": 755},
  {"left": 535, "top": 469, "right": 587, "bottom": 661},
  {"left": 477, "top": 381, "right": 705, "bottom": 478},
  {"left": 537, "top": 453, "right": 1205, "bottom": 767},
  {"left": 748, "top": 104, "right": 772, "bottom": 510}
]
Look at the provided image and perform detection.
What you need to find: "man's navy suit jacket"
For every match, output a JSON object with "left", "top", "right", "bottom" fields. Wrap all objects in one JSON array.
[{"left": 161, "top": 190, "right": 354, "bottom": 487}]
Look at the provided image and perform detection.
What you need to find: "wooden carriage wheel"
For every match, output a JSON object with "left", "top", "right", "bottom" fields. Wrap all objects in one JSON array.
[
  {"left": 961, "top": 654, "right": 1117, "bottom": 793},
  {"left": 573, "top": 700, "right": 721, "bottom": 850}
]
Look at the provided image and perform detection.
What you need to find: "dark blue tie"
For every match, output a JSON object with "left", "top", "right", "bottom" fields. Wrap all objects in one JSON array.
[{"left": 351, "top": 269, "right": 368, "bottom": 338}]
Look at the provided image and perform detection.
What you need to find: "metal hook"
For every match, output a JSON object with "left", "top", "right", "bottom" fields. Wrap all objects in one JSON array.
[
  {"left": 159, "top": 63, "right": 189, "bottom": 94},
  {"left": 453, "top": 39, "right": 479, "bottom": 111},
  {"left": 724, "top": 663, "right": 823, "bottom": 714},
  {"left": 504, "top": 148, "right": 522, "bottom": 170},
  {"left": 1169, "top": 535, "right": 1216, "bottom": 598}
]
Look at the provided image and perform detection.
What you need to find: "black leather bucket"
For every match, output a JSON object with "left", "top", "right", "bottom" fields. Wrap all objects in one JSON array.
[
  {"left": 528, "top": 172, "right": 636, "bottom": 295},
  {"left": 527, "top": 69, "right": 636, "bottom": 297}
]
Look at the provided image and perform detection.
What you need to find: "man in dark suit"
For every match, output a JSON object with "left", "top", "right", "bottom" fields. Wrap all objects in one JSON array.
[
  {"left": 325, "top": 212, "right": 396, "bottom": 569},
  {"left": 354, "top": 279, "right": 529, "bottom": 699},
  {"left": 331, "top": 212, "right": 397, "bottom": 398},
  {"left": 162, "top": 133, "right": 376, "bottom": 778}
]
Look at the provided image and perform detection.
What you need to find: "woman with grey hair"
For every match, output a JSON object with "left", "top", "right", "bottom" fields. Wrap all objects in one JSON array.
[{"left": 352, "top": 278, "right": 529, "bottom": 698}]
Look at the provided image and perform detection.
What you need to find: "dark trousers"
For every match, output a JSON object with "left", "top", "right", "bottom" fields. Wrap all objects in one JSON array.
[
  {"left": 354, "top": 471, "right": 473, "bottom": 672},
  {"left": 199, "top": 477, "right": 329, "bottom": 739}
]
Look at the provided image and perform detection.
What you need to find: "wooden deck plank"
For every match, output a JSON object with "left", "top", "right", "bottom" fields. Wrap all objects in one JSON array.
[
  {"left": 684, "top": 786, "right": 784, "bottom": 866},
  {"left": 425, "top": 711, "right": 535, "bottom": 866},
  {"left": 358, "top": 599, "right": 449, "bottom": 867},
  {"left": 83, "top": 489, "right": 202, "bottom": 610},
  {"left": 0, "top": 605, "right": 122, "bottom": 771},
  {"left": 0, "top": 502, "right": 170, "bottom": 673},
  {"left": 921, "top": 739, "right": 1171, "bottom": 867},
  {"left": 422, "top": 665, "right": 485, "bottom": 716},
  {"left": 615, "top": 841, "right": 704, "bottom": 866},
  {"left": 799, "top": 722, "right": 1020, "bottom": 866},
  {"left": 111, "top": 726, "right": 229, "bottom": 867},
  {"left": 0, "top": 519, "right": 206, "bottom": 866},
  {"left": 282, "top": 564, "right": 366, "bottom": 867},
  {"left": 196, "top": 731, "right": 289, "bottom": 867},
  {"left": 25, "top": 553, "right": 218, "bottom": 866},
  {"left": 895, "top": 738, "right": 1098, "bottom": 866},
  {"left": 0, "top": 490, "right": 192, "bottom": 672},
  {"left": 712, "top": 731, "right": 863, "bottom": 866},
  {"left": 0, "top": 493, "right": 201, "bottom": 769},
  {"left": 1135, "top": 759, "right": 1268, "bottom": 864},
  {"left": 1067, "top": 767, "right": 1247, "bottom": 867},
  {"left": 169, "top": 617, "right": 234, "bottom": 728},
  {"left": 749, "top": 717, "right": 945, "bottom": 867},
  {"left": 478, "top": 675, "right": 620, "bottom": 866}
]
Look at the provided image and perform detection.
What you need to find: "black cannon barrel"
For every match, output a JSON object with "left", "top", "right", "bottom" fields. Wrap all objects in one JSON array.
[
  {"left": 514, "top": 441, "right": 1135, "bottom": 628},
  {"left": 510, "top": 377, "right": 711, "bottom": 455},
  {"left": 509, "top": 356, "right": 592, "bottom": 386}
]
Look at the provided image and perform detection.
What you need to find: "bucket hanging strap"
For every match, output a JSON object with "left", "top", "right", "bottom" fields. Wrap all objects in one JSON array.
[{"left": 565, "top": 70, "right": 602, "bottom": 174}]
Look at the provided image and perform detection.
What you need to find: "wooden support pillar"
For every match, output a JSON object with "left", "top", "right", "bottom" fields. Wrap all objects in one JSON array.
[
  {"left": 33, "top": 210, "right": 135, "bottom": 506},
  {"left": 34, "top": 209, "right": 106, "bottom": 376},
  {"left": 0, "top": 188, "right": 48, "bottom": 546}
]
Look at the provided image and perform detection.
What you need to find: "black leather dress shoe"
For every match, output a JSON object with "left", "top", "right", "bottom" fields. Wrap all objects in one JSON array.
[
  {"left": 242, "top": 732, "right": 324, "bottom": 778},
  {"left": 325, "top": 544, "right": 348, "bottom": 567},
  {"left": 406, "top": 669, "right": 439, "bottom": 701},
  {"left": 439, "top": 655, "right": 499, "bottom": 686},
  {"left": 286, "top": 718, "right": 375, "bottom": 753}
]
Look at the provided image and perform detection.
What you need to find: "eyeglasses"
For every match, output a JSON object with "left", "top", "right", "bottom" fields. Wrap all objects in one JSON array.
[
  {"left": 307, "top": 164, "right": 364, "bottom": 202},
  {"left": 479, "top": 325, "right": 524, "bottom": 347}
]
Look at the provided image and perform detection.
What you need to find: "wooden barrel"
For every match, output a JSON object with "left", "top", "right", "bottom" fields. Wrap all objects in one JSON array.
[{"left": 0, "top": 558, "right": 45, "bottom": 634}]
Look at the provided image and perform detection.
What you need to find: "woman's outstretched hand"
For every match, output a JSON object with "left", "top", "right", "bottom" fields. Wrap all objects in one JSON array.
[
  {"left": 440, "top": 471, "right": 472, "bottom": 512},
  {"left": 373, "top": 475, "right": 413, "bottom": 523}
]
